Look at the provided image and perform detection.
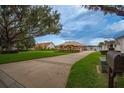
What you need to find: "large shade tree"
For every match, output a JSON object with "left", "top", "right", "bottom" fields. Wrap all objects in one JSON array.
[
  {"left": 0, "top": 5, "right": 62, "bottom": 53},
  {"left": 16, "top": 36, "right": 35, "bottom": 51},
  {"left": 84, "top": 5, "right": 124, "bottom": 16}
]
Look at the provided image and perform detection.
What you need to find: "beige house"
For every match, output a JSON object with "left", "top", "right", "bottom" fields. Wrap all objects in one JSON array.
[
  {"left": 35, "top": 42, "right": 55, "bottom": 50},
  {"left": 58, "top": 41, "right": 84, "bottom": 52},
  {"left": 116, "top": 35, "right": 124, "bottom": 53},
  {"left": 99, "top": 40, "right": 120, "bottom": 51}
]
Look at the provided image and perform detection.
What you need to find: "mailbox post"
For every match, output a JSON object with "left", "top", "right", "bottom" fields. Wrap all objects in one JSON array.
[
  {"left": 108, "top": 66, "right": 116, "bottom": 88},
  {"left": 108, "top": 44, "right": 115, "bottom": 88}
]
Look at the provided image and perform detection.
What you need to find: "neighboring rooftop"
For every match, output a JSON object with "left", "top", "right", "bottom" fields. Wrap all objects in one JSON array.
[
  {"left": 59, "top": 41, "right": 84, "bottom": 46},
  {"left": 36, "top": 42, "right": 55, "bottom": 47}
]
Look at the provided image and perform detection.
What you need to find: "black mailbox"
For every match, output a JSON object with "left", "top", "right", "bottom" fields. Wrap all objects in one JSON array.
[
  {"left": 107, "top": 51, "right": 124, "bottom": 73},
  {"left": 107, "top": 51, "right": 124, "bottom": 87}
]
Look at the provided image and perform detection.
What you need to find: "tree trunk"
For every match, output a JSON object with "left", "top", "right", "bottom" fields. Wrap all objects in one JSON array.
[
  {"left": 1, "top": 42, "right": 18, "bottom": 54},
  {"left": 6, "top": 44, "right": 12, "bottom": 52}
]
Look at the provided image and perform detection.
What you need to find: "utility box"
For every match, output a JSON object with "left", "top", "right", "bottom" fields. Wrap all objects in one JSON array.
[{"left": 99, "top": 57, "right": 108, "bottom": 73}]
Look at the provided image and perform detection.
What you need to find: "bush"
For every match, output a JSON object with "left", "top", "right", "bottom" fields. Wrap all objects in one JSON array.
[{"left": 1, "top": 50, "right": 19, "bottom": 54}]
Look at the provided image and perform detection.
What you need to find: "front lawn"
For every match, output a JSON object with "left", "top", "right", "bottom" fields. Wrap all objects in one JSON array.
[
  {"left": 66, "top": 52, "right": 107, "bottom": 88},
  {"left": 0, "top": 51, "right": 69, "bottom": 64},
  {"left": 66, "top": 52, "right": 124, "bottom": 88}
]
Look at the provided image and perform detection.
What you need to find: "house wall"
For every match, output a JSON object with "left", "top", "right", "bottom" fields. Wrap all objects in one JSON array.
[
  {"left": 115, "top": 44, "right": 121, "bottom": 51},
  {"left": 58, "top": 45, "right": 83, "bottom": 52},
  {"left": 117, "top": 38, "right": 124, "bottom": 53},
  {"left": 47, "top": 43, "right": 55, "bottom": 49},
  {"left": 101, "top": 45, "right": 108, "bottom": 50},
  {"left": 101, "top": 43, "right": 120, "bottom": 51}
]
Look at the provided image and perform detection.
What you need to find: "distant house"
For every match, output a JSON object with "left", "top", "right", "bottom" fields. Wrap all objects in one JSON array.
[
  {"left": 116, "top": 35, "right": 124, "bottom": 53},
  {"left": 35, "top": 42, "right": 55, "bottom": 50},
  {"left": 99, "top": 40, "right": 120, "bottom": 51},
  {"left": 57, "top": 41, "right": 84, "bottom": 52},
  {"left": 84, "top": 45, "right": 100, "bottom": 51}
]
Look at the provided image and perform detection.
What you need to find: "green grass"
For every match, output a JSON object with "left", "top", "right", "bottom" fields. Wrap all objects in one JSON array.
[
  {"left": 117, "top": 76, "right": 124, "bottom": 87},
  {"left": 66, "top": 52, "right": 124, "bottom": 88},
  {"left": 66, "top": 52, "right": 107, "bottom": 88},
  {"left": 0, "top": 51, "right": 69, "bottom": 64}
]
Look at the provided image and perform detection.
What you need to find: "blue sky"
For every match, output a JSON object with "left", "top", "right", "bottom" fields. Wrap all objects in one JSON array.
[{"left": 35, "top": 5, "right": 124, "bottom": 45}]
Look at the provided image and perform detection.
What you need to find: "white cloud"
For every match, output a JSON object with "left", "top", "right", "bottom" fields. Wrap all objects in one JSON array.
[
  {"left": 106, "top": 20, "right": 124, "bottom": 32},
  {"left": 52, "top": 5, "right": 89, "bottom": 24},
  {"left": 50, "top": 6, "right": 123, "bottom": 45},
  {"left": 72, "top": 5, "right": 88, "bottom": 15}
]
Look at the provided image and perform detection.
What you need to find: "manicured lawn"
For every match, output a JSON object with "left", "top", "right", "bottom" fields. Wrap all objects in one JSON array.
[
  {"left": 66, "top": 52, "right": 107, "bottom": 88},
  {"left": 0, "top": 51, "right": 69, "bottom": 64},
  {"left": 66, "top": 52, "right": 124, "bottom": 88}
]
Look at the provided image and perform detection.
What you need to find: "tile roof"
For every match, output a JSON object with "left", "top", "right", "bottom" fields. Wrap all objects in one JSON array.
[
  {"left": 36, "top": 42, "right": 54, "bottom": 47},
  {"left": 59, "top": 41, "right": 84, "bottom": 46}
]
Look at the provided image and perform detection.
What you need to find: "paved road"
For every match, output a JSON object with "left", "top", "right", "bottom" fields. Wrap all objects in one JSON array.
[
  {"left": 0, "top": 81, "right": 6, "bottom": 88},
  {"left": 0, "top": 51, "right": 93, "bottom": 88}
]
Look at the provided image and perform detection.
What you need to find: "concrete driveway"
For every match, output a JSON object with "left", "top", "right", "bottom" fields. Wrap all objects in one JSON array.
[{"left": 0, "top": 51, "right": 92, "bottom": 88}]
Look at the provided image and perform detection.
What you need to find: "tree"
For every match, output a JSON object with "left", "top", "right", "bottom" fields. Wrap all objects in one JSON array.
[
  {"left": 16, "top": 36, "right": 35, "bottom": 51},
  {"left": 84, "top": 5, "right": 124, "bottom": 16},
  {"left": 0, "top": 5, "right": 62, "bottom": 53}
]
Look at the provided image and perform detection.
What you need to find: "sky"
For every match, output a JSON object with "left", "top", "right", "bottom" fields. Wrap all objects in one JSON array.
[{"left": 35, "top": 5, "right": 124, "bottom": 45}]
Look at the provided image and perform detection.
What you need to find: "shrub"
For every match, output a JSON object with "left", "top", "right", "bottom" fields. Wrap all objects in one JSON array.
[{"left": 1, "top": 50, "right": 19, "bottom": 54}]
